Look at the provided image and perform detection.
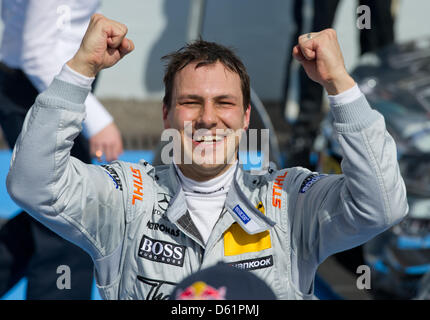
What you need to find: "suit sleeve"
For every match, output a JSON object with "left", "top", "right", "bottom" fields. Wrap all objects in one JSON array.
[
  {"left": 6, "top": 78, "right": 126, "bottom": 267},
  {"left": 289, "top": 94, "right": 408, "bottom": 265}
]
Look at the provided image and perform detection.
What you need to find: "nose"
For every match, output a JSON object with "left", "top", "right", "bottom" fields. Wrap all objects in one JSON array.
[{"left": 197, "top": 101, "right": 218, "bottom": 129}]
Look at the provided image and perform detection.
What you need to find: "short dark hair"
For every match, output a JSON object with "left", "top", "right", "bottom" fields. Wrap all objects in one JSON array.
[{"left": 161, "top": 39, "right": 250, "bottom": 110}]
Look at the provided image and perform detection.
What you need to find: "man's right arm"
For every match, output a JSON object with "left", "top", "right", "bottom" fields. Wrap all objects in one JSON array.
[
  {"left": 6, "top": 14, "right": 134, "bottom": 284},
  {"left": 6, "top": 73, "right": 126, "bottom": 260}
]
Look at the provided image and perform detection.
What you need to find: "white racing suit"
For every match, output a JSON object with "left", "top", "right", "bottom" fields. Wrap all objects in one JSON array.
[{"left": 7, "top": 77, "right": 408, "bottom": 299}]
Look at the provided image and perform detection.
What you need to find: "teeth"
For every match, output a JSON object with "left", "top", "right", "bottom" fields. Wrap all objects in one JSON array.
[{"left": 194, "top": 136, "right": 223, "bottom": 142}]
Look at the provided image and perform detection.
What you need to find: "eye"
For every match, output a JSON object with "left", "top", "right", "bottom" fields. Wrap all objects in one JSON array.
[
  {"left": 218, "top": 101, "right": 234, "bottom": 106},
  {"left": 181, "top": 101, "right": 199, "bottom": 106}
]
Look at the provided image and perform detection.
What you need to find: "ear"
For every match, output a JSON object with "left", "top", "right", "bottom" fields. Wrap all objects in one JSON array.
[
  {"left": 243, "top": 104, "right": 251, "bottom": 130},
  {"left": 162, "top": 104, "right": 170, "bottom": 129}
]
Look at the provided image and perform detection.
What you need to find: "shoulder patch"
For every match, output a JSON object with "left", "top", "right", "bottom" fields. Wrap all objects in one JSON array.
[
  {"left": 299, "top": 174, "right": 327, "bottom": 194},
  {"left": 101, "top": 164, "right": 123, "bottom": 191}
]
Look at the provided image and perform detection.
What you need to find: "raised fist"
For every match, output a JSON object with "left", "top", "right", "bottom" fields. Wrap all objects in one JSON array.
[
  {"left": 293, "top": 28, "right": 355, "bottom": 95},
  {"left": 67, "top": 14, "right": 134, "bottom": 78}
]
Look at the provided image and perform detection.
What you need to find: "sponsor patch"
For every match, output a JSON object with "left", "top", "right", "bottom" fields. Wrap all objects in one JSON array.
[
  {"left": 232, "top": 205, "right": 251, "bottom": 224},
  {"left": 224, "top": 223, "right": 271, "bottom": 256},
  {"left": 299, "top": 174, "right": 326, "bottom": 194},
  {"left": 101, "top": 165, "right": 122, "bottom": 191},
  {"left": 138, "top": 235, "right": 186, "bottom": 267},
  {"left": 228, "top": 255, "right": 274, "bottom": 271},
  {"left": 147, "top": 221, "right": 180, "bottom": 237}
]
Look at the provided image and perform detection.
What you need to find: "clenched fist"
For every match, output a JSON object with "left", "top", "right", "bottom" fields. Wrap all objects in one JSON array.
[
  {"left": 67, "top": 14, "right": 134, "bottom": 78},
  {"left": 293, "top": 29, "right": 355, "bottom": 95}
]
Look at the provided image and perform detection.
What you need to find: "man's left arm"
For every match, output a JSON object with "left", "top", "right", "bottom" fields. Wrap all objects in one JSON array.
[{"left": 289, "top": 29, "right": 408, "bottom": 264}]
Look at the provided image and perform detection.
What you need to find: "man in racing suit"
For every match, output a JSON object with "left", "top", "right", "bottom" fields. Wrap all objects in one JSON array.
[{"left": 6, "top": 14, "right": 408, "bottom": 299}]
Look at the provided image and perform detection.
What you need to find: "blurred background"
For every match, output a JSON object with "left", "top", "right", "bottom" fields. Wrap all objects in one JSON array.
[
  {"left": 1, "top": 0, "right": 427, "bottom": 151},
  {"left": 0, "top": 0, "right": 429, "bottom": 300}
]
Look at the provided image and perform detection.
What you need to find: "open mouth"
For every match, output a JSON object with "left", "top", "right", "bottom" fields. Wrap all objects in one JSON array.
[
  {"left": 192, "top": 135, "right": 225, "bottom": 145},
  {"left": 181, "top": 130, "right": 238, "bottom": 164}
]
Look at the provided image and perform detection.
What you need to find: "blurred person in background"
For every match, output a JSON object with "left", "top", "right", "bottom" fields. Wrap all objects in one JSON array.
[
  {"left": 283, "top": 0, "right": 397, "bottom": 171},
  {"left": 0, "top": 0, "right": 123, "bottom": 299}
]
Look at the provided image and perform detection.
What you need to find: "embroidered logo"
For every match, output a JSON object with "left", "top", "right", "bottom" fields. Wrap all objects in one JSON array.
[
  {"left": 137, "top": 276, "right": 176, "bottom": 300},
  {"left": 299, "top": 174, "right": 327, "bottom": 193},
  {"left": 232, "top": 205, "right": 251, "bottom": 224},
  {"left": 147, "top": 221, "right": 180, "bottom": 237},
  {"left": 228, "top": 255, "right": 274, "bottom": 271},
  {"left": 101, "top": 165, "right": 122, "bottom": 191},
  {"left": 272, "top": 171, "right": 287, "bottom": 209},
  {"left": 138, "top": 235, "right": 186, "bottom": 267},
  {"left": 130, "top": 166, "right": 143, "bottom": 204}
]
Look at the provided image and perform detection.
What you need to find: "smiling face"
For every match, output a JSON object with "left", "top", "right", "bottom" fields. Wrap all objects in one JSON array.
[{"left": 163, "top": 60, "right": 251, "bottom": 181}]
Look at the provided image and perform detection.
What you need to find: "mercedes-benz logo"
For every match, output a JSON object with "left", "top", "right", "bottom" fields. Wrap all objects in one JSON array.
[{"left": 157, "top": 193, "right": 171, "bottom": 211}]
